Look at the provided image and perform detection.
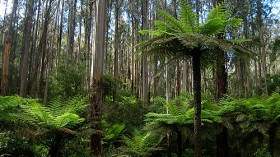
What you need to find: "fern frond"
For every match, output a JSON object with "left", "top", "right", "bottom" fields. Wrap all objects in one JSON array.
[
  {"left": 199, "top": 18, "right": 226, "bottom": 36},
  {"left": 0, "top": 96, "right": 22, "bottom": 122},
  {"left": 103, "top": 124, "right": 125, "bottom": 142},
  {"left": 225, "top": 18, "right": 243, "bottom": 30},
  {"left": 158, "top": 10, "right": 185, "bottom": 34},
  {"left": 121, "top": 130, "right": 163, "bottom": 156},
  {"left": 180, "top": 0, "right": 197, "bottom": 33},
  {"left": 206, "top": 3, "right": 228, "bottom": 22},
  {"left": 54, "top": 113, "right": 85, "bottom": 128}
]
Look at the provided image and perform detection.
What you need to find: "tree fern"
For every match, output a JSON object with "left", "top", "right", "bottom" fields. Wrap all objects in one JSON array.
[
  {"left": 0, "top": 96, "right": 89, "bottom": 156},
  {"left": 121, "top": 130, "right": 163, "bottom": 156},
  {"left": 139, "top": 0, "right": 250, "bottom": 60},
  {"left": 0, "top": 96, "right": 22, "bottom": 123},
  {"left": 20, "top": 96, "right": 88, "bottom": 129}
]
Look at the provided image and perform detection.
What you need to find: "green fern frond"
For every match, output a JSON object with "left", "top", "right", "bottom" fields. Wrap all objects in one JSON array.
[
  {"left": 158, "top": 10, "right": 185, "bottom": 34},
  {"left": 54, "top": 113, "right": 85, "bottom": 128},
  {"left": 225, "top": 18, "right": 243, "bottom": 30},
  {"left": 180, "top": 0, "right": 197, "bottom": 33},
  {"left": 47, "top": 97, "right": 64, "bottom": 117},
  {"left": 199, "top": 18, "right": 226, "bottom": 36},
  {"left": 121, "top": 130, "right": 163, "bottom": 156},
  {"left": 103, "top": 124, "right": 125, "bottom": 142},
  {"left": 19, "top": 97, "right": 87, "bottom": 130},
  {"left": 22, "top": 103, "right": 54, "bottom": 128},
  {"left": 0, "top": 96, "right": 23, "bottom": 123},
  {"left": 206, "top": 3, "right": 228, "bottom": 22}
]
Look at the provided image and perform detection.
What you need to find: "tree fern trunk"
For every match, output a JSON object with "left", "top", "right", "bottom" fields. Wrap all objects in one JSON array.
[
  {"left": 268, "top": 123, "right": 277, "bottom": 156},
  {"left": 167, "top": 132, "right": 172, "bottom": 157},
  {"left": 192, "top": 49, "right": 201, "bottom": 157},
  {"left": 49, "top": 134, "right": 62, "bottom": 157},
  {"left": 177, "top": 130, "right": 183, "bottom": 157}
]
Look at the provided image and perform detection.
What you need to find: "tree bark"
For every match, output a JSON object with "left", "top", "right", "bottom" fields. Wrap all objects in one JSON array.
[
  {"left": 6, "top": 0, "right": 19, "bottom": 95},
  {"left": 30, "top": 0, "right": 53, "bottom": 97},
  {"left": 141, "top": 0, "right": 149, "bottom": 105},
  {"left": 1, "top": 34, "right": 11, "bottom": 96},
  {"left": 216, "top": 49, "right": 227, "bottom": 99},
  {"left": 268, "top": 123, "right": 277, "bottom": 157},
  {"left": 213, "top": 0, "right": 229, "bottom": 156},
  {"left": 177, "top": 130, "right": 183, "bottom": 157},
  {"left": 43, "top": 20, "right": 56, "bottom": 105},
  {"left": 90, "top": 0, "right": 107, "bottom": 156},
  {"left": 114, "top": 1, "right": 122, "bottom": 79},
  {"left": 257, "top": 0, "right": 267, "bottom": 94},
  {"left": 130, "top": 5, "right": 135, "bottom": 95},
  {"left": 192, "top": 49, "right": 202, "bottom": 157},
  {"left": 19, "top": 0, "right": 34, "bottom": 97},
  {"left": 67, "top": 0, "right": 77, "bottom": 58},
  {"left": 49, "top": 134, "right": 62, "bottom": 157},
  {"left": 57, "top": 0, "right": 64, "bottom": 67}
]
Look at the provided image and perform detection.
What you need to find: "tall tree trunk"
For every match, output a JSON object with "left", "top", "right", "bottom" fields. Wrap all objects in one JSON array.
[
  {"left": 57, "top": 0, "right": 64, "bottom": 67},
  {"left": 113, "top": 1, "right": 123, "bottom": 101},
  {"left": 43, "top": 19, "right": 56, "bottom": 105},
  {"left": 7, "top": 0, "right": 19, "bottom": 95},
  {"left": 0, "top": 0, "right": 8, "bottom": 45},
  {"left": 176, "top": 60, "right": 181, "bottom": 96},
  {"left": 84, "top": 0, "right": 93, "bottom": 90},
  {"left": 216, "top": 49, "right": 227, "bottom": 99},
  {"left": 257, "top": 0, "right": 267, "bottom": 94},
  {"left": 173, "top": 0, "right": 180, "bottom": 96},
  {"left": 141, "top": 0, "right": 148, "bottom": 105},
  {"left": 90, "top": 0, "right": 107, "bottom": 156},
  {"left": 192, "top": 49, "right": 202, "bottom": 157},
  {"left": 30, "top": 0, "right": 53, "bottom": 97},
  {"left": 182, "top": 60, "right": 189, "bottom": 92},
  {"left": 67, "top": 0, "right": 77, "bottom": 58},
  {"left": 1, "top": 34, "right": 11, "bottom": 96},
  {"left": 19, "top": 0, "right": 34, "bottom": 97},
  {"left": 130, "top": 6, "right": 135, "bottom": 95},
  {"left": 153, "top": 59, "right": 158, "bottom": 97},
  {"left": 114, "top": 2, "right": 120, "bottom": 79},
  {"left": 166, "top": 58, "right": 170, "bottom": 104},
  {"left": 213, "top": 0, "right": 229, "bottom": 156}
]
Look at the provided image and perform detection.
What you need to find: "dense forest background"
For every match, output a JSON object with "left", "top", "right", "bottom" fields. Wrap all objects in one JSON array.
[{"left": 1, "top": 0, "right": 280, "bottom": 156}]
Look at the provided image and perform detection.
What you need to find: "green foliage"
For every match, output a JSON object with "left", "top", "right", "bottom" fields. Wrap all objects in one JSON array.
[
  {"left": 271, "top": 37, "right": 280, "bottom": 62},
  {"left": 0, "top": 96, "right": 22, "bottom": 123},
  {"left": 139, "top": 0, "right": 251, "bottom": 68},
  {"left": 3, "top": 93, "right": 280, "bottom": 156},
  {"left": 101, "top": 74, "right": 123, "bottom": 96},
  {"left": 254, "top": 147, "right": 271, "bottom": 157},
  {"left": 219, "top": 96, "right": 270, "bottom": 133},
  {"left": 20, "top": 96, "right": 88, "bottom": 129},
  {"left": 0, "top": 96, "right": 89, "bottom": 156},
  {"left": 104, "top": 91, "right": 146, "bottom": 132},
  {"left": 103, "top": 123, "right": 125, "bottom": 142},
  {"left": 145, "top": 95, "right": 221, "bottom": 127},
  {"left": 49, "top": 59, "right": 87, "bottom": 98},
  {"left": 148, "top": 96, "right": 167, "bottom": 113},
  {"left": 0, "top": 133, "right": 43, "bottom": 157},
  {"left": 121, "top": 130, "right": 163, "bottom": 157},
  {"left": 265, "top": 74, "right": 280, "bottom": 94}
]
